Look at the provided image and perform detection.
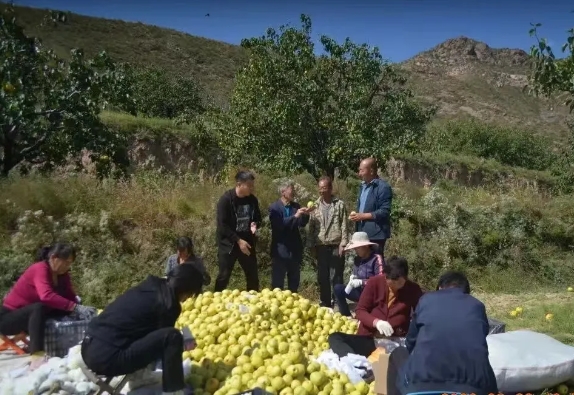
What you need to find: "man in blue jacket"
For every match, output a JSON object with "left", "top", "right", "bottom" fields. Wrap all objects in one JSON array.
[
  {"left": 269, "top": 179, "right": 311, "bottom": 292},
  {"left": 396, "top": 271, "right": 498, "bottom": 395},
  {"left": 350, "top": 158, "right": 392, "bottom": 256}
]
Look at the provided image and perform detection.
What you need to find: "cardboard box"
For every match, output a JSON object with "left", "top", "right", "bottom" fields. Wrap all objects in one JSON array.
[{"left": 372, "top": 349, "right": 391, "bottom": 395}]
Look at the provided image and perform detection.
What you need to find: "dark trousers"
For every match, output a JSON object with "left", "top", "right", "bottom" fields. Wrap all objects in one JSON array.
[
  {"left": 316, "top": 245, "right": 345, "bottom": 307},
  {"left": 329, "top": 332, "right": 376, "bottom": 358},
  {"left": 333, "top": 284, "right": 363, "bottom": 317},
  {"left": 373, "top": 239, "right": 387, "bottom": 258},
  {"left": 271, "top": 258, "right": 301, "bottom": 292},
  {"left": 389, "top": 347, "right": 410, "bottom": 395},
  {"left": 214, "top": 247, "right": 259, "bottom": 292},
  {"left": 0, "top": 303, "right": 48, "bottom": 353},
  {"left": 81, "top": 327, "right": 184, "bottom": 392}
]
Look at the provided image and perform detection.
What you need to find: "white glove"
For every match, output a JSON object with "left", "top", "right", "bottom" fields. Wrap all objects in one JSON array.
[
  {"left": 344, "top": 277, "right": 360, "bottom": 293},
  {"left": 375, "top": 320, "right": 394, "bottom": 337},
  {"left": 350, "top": 275, "right": 357, "bottom": 281},
  {"left": 349, "top": 279, "right": 363, "bottom": 289}
]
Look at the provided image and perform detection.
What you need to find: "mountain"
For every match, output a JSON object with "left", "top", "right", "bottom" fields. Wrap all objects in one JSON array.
[
  {"left": 3, "top": 4, "right": 570, "bottom": 139},
  {"left": 402, "top": 37, "right": 569, "bottom": 139}
]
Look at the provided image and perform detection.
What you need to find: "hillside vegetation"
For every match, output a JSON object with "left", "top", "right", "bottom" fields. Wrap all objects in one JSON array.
[{"left": 3, "top": 3, "right": 571, "bottom": 139}]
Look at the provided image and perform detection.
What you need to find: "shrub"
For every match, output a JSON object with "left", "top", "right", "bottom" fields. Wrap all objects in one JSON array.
[{"left": 425, "top": 119, "right": 557, "bottom": 171}]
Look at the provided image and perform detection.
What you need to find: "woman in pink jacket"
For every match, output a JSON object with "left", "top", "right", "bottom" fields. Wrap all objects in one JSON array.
[{"left": 0, "top": 243, "right": 95, "bottom": 368}]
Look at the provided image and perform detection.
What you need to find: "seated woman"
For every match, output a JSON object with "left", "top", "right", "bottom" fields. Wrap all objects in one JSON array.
[
  {"left": 82, "top": 263, "right": 204, "bottom": 395},
  {"left": 0, "top": 243, "right": 96, "bottom": 369},
  {"left": 334, "top": 232, "right": 384, "bottom": 317},
  {"left": 165, "top": 236, "right": 211, "bottom": 286},
  {"left": 328, "top": 257, "right": 423, "bottom": 358}
]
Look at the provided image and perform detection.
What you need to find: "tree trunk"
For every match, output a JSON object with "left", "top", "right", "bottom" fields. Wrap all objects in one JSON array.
[{"left": 1, "top": 139, "right": 15, "bottom": 177}]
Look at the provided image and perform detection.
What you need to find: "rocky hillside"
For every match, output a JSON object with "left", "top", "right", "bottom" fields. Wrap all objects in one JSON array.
[
  {"left": 402, "top": 37, "right": 570, "bottom": 139},
  {"left": 4, "top": 4, "right": 571, "bottom": 139}
]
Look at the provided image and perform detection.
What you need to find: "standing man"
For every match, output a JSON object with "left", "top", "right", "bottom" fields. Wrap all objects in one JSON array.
[
  {"left": 350, "top": 158, "right": 393, "bottom": 256},
  {"left": 269, "top": 179, "right": 311, "bottom": 292},
  {"left": 307, "top": 176, "right": 349, "bottom": 308},
  {"left": 214, "top": 170, "right": 262, "bottom": 292}
]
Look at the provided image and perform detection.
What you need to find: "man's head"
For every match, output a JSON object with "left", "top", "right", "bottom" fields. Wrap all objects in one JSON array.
[
  {"left": 358, "top": 158, "right": 377, "bottom": 183},
  {"left": 278, "top": 179, "right": 296, "bottom": 202},
  {"left": 167, "top": 263, "right": 204, "bottom": 302},
  {"left": 383, "top": 256, "right": 409, "bottom": 293},
  {"left": 318, "top": 176, "right": 333, "bottom": 200},
  {"left": 235, "top": 170, "right": 255, "bottom": 197},
  {"left": 436, "top": 271, "right": 471, "bottom": 294}
]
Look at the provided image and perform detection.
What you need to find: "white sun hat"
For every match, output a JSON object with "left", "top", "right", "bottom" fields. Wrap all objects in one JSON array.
[{"left": 344, "top": 232, "right": 377, "bottom": 251}]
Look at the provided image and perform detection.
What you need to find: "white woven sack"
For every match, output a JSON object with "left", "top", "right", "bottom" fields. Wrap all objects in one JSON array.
[{"left": 487, "top": 330, "right": 574, "bottom": 392}]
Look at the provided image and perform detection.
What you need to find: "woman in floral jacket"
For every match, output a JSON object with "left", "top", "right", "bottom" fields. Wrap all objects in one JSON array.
[{"left": 334, "top": 232, "right": 384, "bottom": 316}]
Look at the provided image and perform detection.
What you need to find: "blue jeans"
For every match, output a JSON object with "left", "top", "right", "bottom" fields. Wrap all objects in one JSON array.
[
  {"left": 333, "top": 283, "right": 362, "bottom": 316},
  {"left": 271, "top": 258, "right": 301, "bottom": 293}
]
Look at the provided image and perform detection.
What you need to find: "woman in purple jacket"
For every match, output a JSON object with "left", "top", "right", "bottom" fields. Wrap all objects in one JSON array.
[{"left": 334, "top": 232, "right": 385, "bottom": 316}]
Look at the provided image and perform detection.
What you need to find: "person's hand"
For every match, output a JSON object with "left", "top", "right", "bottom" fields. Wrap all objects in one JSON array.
[
  {"left": 184, "top": 339, "right": 197, "bottom": 351},
  {"left": 294, "top": 208, "right": 307, "bottom": 218},
  {"left": 349, "top": 274, "right": 356, "bottom": 281},
  {"left": 338, "top": 244, "right": 345, "bottom": 257},
  {"left": 250, "top": 222, "right": 257, "bottom": 235},
  {"left": 349, "top": 279, "right": 363, "bottom": 289},
  {"left": 182, "top": 327, "right": 196, "bottom": 351},
  {"left": 375, "top": 320, "right": 394, "bottom": 337},
  {"left": 73, "top": 304, "right": 98, "bottom": 320},
  {"left": 238, "top": 239, "right": 252, "bottom": 256},
  {"left": 349, "top": 212, "right": 368, "bottom": 222}
]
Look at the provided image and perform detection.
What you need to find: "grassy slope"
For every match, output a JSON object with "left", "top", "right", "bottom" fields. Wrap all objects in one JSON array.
[
  {"left": 4, "top": 3, "right": 570, "bottom": 140},
  {"left": 2, "top": 3, "right": 246, "bottom": 107}
]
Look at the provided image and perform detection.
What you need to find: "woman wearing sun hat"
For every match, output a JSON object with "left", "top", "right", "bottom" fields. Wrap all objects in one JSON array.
[{"left": 333, "top": 232, "right": 384, "bottom": 316}]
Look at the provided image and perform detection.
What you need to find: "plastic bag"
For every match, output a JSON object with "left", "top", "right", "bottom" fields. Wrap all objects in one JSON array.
[
  {"left": 373, "top": 337, "right": 406, "bottom": 354},
  {"left": 487, "top": 330, "right": 574, "bottom": 392},
  {"left": 487, "top": 317, "right": 506, "bottom": 334}
]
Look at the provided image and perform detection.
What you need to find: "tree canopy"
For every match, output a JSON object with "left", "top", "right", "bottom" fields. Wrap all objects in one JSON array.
[
  {"left": 222, "top": 14, "right": 434, "bottom": 179},
  {"left": 0, "top": 6, "right": 134, "bottom": 176},
  {"left": 124, "top": 66, "right": 206, "bottom": 123},
  {"left": 528, "top": 24, "right": 574, "bottom": 111},
  {"left": 528, "top": 23, "right": 574, "bottom": 192}
]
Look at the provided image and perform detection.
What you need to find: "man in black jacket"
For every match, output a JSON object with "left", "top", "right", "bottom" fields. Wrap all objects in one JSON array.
[
  {"left": 396, "top": 271, "right": 498, "bottom": 395},
  {"left": 214, "top": 170, "right": 262, "bottom": 292},
  {"left": 81, "top": 264, "right": 205, "bottom": 395}
]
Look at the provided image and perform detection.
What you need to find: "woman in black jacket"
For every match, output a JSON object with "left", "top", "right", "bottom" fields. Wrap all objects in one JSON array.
[{"left": 81, "top": 264, "right": 204, "bottom": 395}]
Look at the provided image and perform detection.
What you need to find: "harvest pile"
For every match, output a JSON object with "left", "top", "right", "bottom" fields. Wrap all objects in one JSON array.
[{"left": 176, "top": 288, "right": 375, "bottom": 395}]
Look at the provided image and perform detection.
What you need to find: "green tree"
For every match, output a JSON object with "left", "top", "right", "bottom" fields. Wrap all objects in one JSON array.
[
  {"left": 528, "top": 23, "right": 574, "bottom": 192},
  {"left": 127, "top": 66, "right": 205, "bottom": 122},
  {"left": 223, "top": 14, "right": 434, "bottom": 179},
  {"left": 0, "top": 6, "right": 135, "bottom": 176}
]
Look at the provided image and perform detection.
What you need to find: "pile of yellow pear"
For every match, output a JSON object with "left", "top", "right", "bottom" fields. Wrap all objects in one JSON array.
[{"left": 176, "top": 288, "right": 376, "bottom": 395}]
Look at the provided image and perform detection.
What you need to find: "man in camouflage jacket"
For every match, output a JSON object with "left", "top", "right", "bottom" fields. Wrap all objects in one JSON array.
[{"left": 307, "top": 176, "right": 350, "bottom": 307}]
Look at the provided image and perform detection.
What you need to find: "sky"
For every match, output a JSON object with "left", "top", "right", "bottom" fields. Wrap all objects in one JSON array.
[{"left": 12, "top": 0, "right": 574, "bottom": 62}]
